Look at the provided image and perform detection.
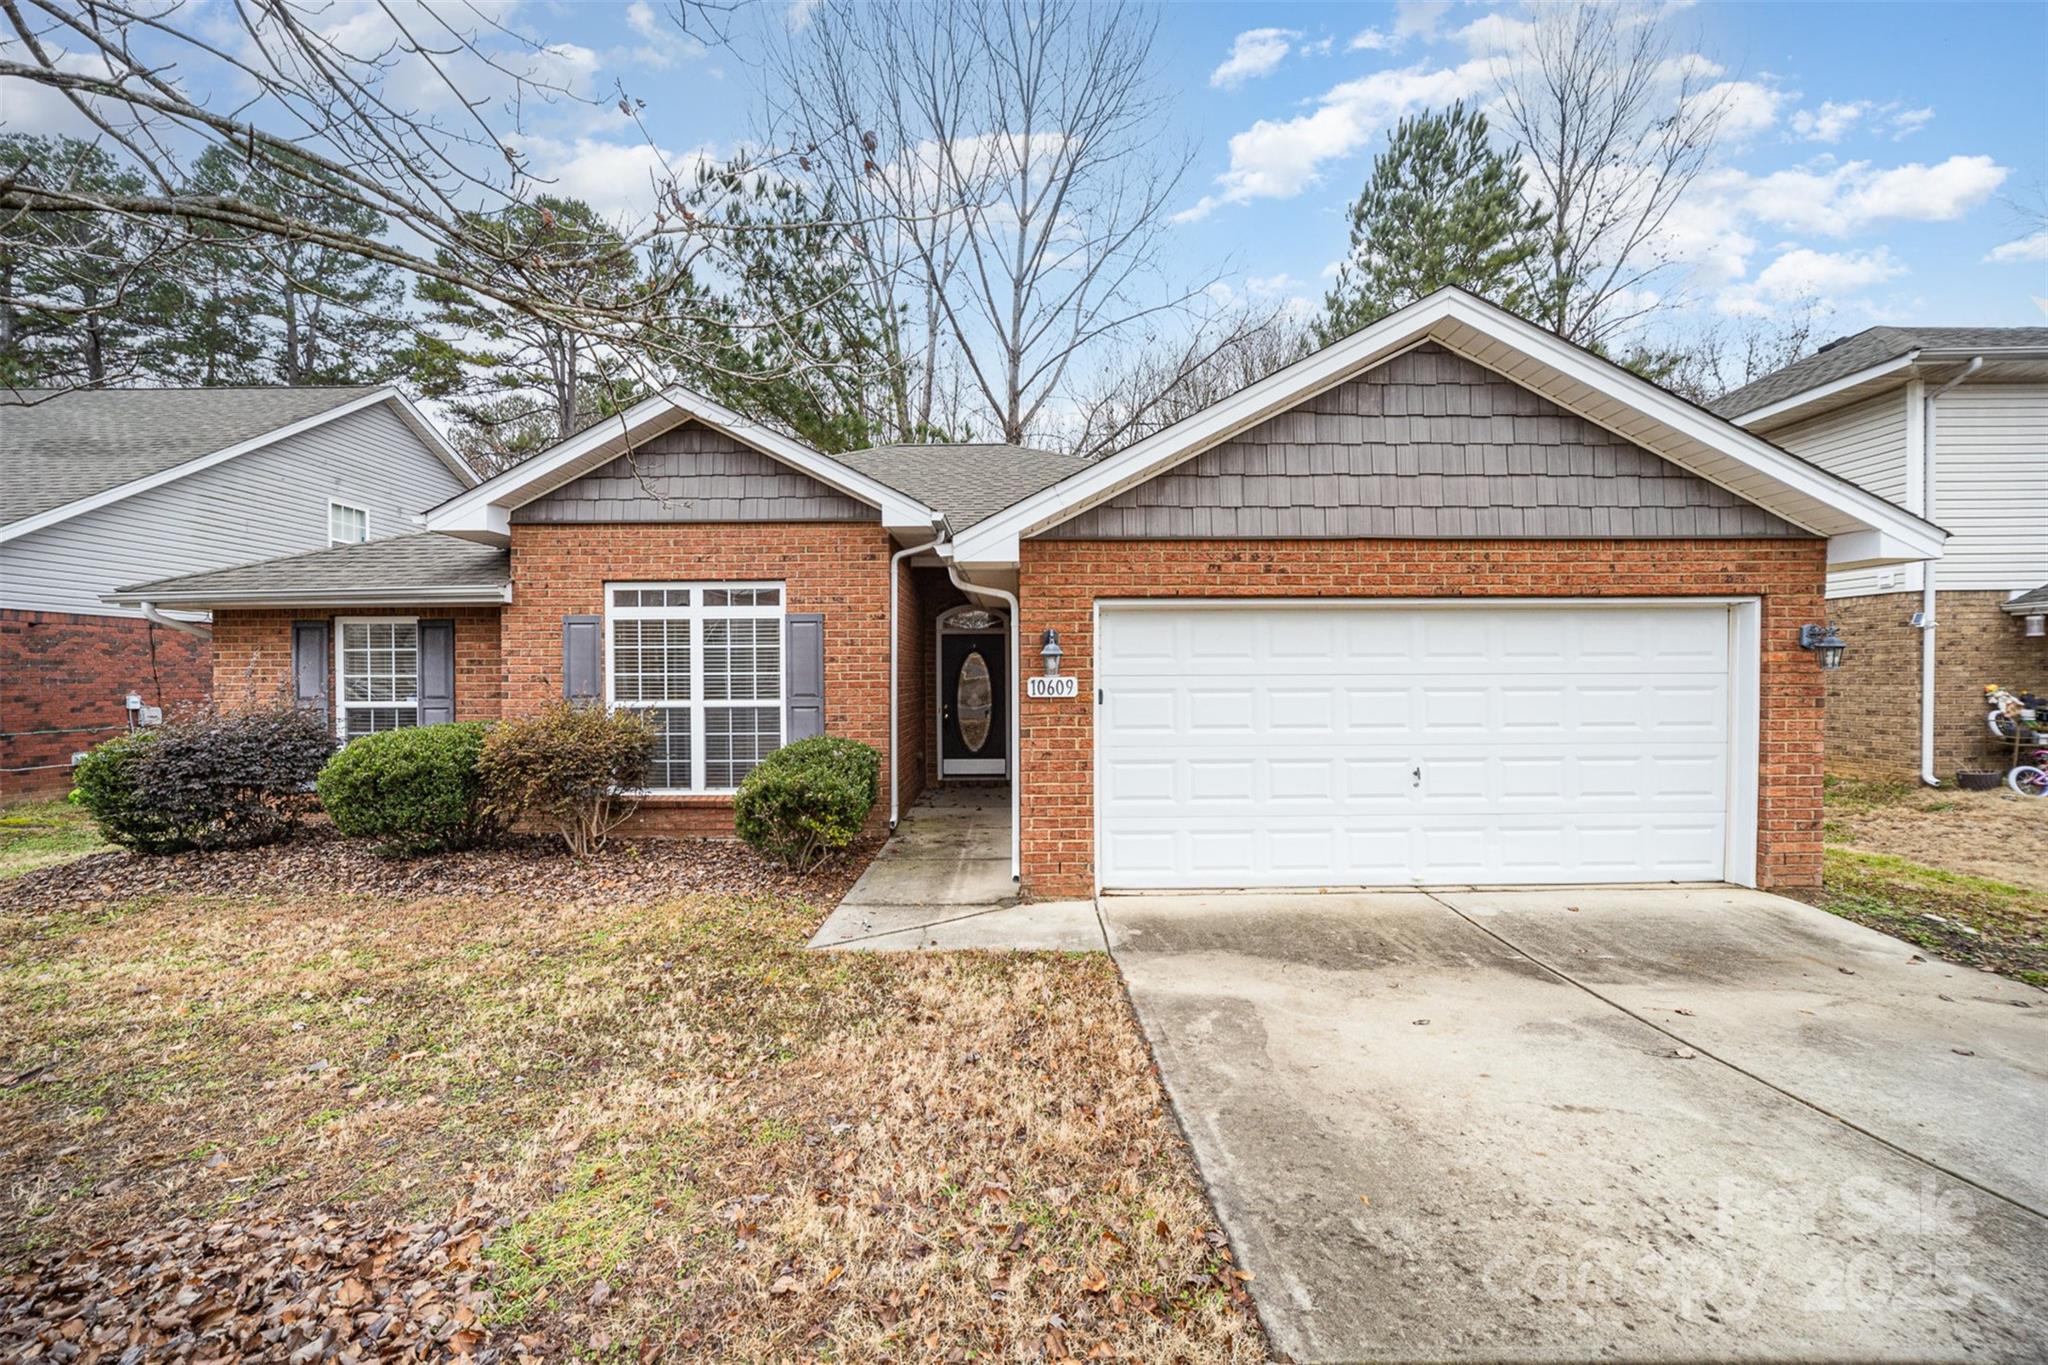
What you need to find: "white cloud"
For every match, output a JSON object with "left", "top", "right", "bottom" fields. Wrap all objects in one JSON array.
[
  {"left": 1731, "top": 154, "right": 2008, "bottom": 235},
  {"left": 1211, "top": 28, "right": 1299, "bottom": 89},
  {"left": 1791, "top": 99, "right": 1868, "bottom": 143},
  {"left": 1348, "top": 28, "right": 1393, "bottom": 52},
  {"left": 1453, "top": 13, "right": 1536, "bottom": 55},
  {"left": 1175, "top": 56, "right": 1502, "bottom": 221},
  {"left": 514, "top": 135, "right": 719, "bottom": 222},
  {"left": 1718, "top": 246, "right": 1906, "bottom": 316},
  {"left": 1987, "top": 230, "right": 2048, "bottom": 264},
  {"left": 1246, "top": 272, "right": 1300, "bottom": 296},
  {"left": 1703, "top": 79, "right": 1789, "bottom": 140},
  {"left": 1394, "top": 0, "right": 1452, "bottom": 44},
  {"left": 1888, "top": 106, "right": 1934, "bottom": 139},
  {"left": 787, "top": 0, "right": 822, "bottom": 32}
]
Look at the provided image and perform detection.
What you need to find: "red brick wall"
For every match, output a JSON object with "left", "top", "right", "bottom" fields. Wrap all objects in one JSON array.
[
  {"left": 503, "top": 523, "right": 895, "bottom": 835},
  {"left": 1825, "top": 590, "right": 2048, "bottom": 781},
  {"left": 210, "top": 606, "right": 505, "bottom": 723},
  {"left": 1014, "top": 538, "right": 1830, "bottom": 897},
  {"left": 0, "top": 610, "right": 212, "bottom": 797}
]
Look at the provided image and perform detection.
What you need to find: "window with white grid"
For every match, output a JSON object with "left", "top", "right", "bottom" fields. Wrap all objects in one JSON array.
[
  {"left": 606, "top": 584, "right": 784, "bottom": 792},
  {"left": 337, "top": 619, "right": 419, "bottom": 740}
]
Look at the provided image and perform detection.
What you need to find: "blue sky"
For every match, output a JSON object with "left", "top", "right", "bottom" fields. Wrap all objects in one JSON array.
[{"left": 514, "top": 0, "right": 2047, "bottom": 344}]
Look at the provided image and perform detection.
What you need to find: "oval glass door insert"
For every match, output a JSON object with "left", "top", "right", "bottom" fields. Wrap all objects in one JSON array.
[{"left": 956, "top": 651, "right": 993, "bottom": 753}]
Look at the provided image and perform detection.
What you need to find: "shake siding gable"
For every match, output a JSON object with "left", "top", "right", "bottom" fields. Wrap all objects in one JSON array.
[
  {"left": 1042, "top": 343, "right": 1801, "bottom": 541},
  {"left": 0, "top": 403, "right": 468, "bottom": 618},
  {"left": 511, "top": 421, "right": 878, "bottom": 524}
]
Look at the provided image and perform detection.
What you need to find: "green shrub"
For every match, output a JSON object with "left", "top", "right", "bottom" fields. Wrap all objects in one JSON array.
[
  {"left": 478, "top": 705, "right": 654, "bottom": 857},
  {"left": 317, "top": 722, "right": 496, "bottom": 855},
  {"left": 69, "top": 709, "right": 334, "bottom": 854},
  {"left": 733, "top": 736, "right": 880, "bottom": 871}
]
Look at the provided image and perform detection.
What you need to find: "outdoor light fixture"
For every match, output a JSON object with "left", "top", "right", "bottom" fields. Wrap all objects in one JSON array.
[
  {"left": 2026, "top": 614, "right": 2046, "bottom": 639},
  {"left": 1040, "top": 628, "right": 1064, "bottom": 675},
  {"left": 1799, "top": 623, "right": 1848, "bottom": 670}
]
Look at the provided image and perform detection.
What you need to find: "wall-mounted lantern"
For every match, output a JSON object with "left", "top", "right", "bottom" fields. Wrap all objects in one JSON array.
[
  {"left": 1040, "top": 628, "right": 1064, "bottom": 676},
  {"left": 2025, "top": 613, "right": 2046, "bottom": 639},
  {"left": 1799, "top": 623, "right": 1848, "bottom": 670}
]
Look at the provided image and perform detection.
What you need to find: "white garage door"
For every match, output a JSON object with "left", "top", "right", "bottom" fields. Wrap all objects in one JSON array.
[{"left": 1096, "top": 602, "right": 1747, "bottom": 889}]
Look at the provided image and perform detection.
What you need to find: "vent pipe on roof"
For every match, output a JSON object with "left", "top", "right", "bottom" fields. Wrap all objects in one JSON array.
[{"left": 1917, "top": 355, "right": 1983, "bottom": 787}]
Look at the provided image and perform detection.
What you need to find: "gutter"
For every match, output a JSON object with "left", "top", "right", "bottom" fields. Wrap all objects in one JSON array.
[
  {"left": 943, "top": 558, "right": 1023, "bottom": 885},
  {"left": 105, "top": 583, "right": 514, "bottom": 609},
  {"left": 888, "top": 521, "right": 948, "bottom": 829},
  {"left": 1917, "top": 356, "right": 1984, "bottom": 787},
  {"left": 139, "top": 601, "right": 212, "bottom": 640}
]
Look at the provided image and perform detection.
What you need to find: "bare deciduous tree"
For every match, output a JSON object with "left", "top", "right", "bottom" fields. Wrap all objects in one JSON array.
[
  {"left": 1066, "top": 303, "right": 1311, "bottom": 456},
  {"left": 772, "top": 0, "right": 1208, "bottom": 445},
  {"left": 1494, "top": 2, "right": 1733, "bottom": 348},
  {"left": 1640, "top": 299, "right": 1830, "bottom": 405}
]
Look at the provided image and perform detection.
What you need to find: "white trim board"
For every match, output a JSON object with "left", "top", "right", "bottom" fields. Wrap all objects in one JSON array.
[
  {"left": 948, "top": 288, "right": 1945, "bottom": 573},
  {"left": 423, "top": 386, "right": 938, "bottom": 543},
  {"left": 1, "top": 389, "right": 475, "bottom": 545}
]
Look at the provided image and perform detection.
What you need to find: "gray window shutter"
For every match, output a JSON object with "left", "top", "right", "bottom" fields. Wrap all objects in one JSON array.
[
  {"left": 785, "top": 613, "right": 825, "bottom": 742},
  {"left": 562, "top": 615, "right": 603, "bottom": 705},
  {"left": 419, "top": 619, "right": 456, "bottom": 725},
  {"left": 292, "top": 620, "right": 330, "bottom": 722}
]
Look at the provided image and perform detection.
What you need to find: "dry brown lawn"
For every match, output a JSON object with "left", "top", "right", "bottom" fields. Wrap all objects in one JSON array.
[
  {"left": 0, "top": 868, "right": 1264, "bottom": 1361},
  {"left": 1821, "top": 779, "right": 2048, "bottom": 892}
]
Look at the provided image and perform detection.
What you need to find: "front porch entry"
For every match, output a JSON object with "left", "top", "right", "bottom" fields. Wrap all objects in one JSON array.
[{"left": 936, "top": 605, "right": 1008, "bottom": 779}]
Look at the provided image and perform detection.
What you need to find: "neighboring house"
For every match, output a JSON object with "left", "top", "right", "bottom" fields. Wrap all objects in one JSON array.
[
  {"left": 112, "top": 289, "right": 1941, "bottom": 896},
  {"left": 1712, "top": 328, "right": 2048, "bottom": 783},
  {"left": 1, "top": 387, "right": 476, "bottom": 795}
]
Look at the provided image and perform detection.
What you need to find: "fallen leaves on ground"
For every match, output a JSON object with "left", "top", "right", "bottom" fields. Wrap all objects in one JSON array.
[{"left": 0, "top": 1199, "right": 530, "bottom": 1363}]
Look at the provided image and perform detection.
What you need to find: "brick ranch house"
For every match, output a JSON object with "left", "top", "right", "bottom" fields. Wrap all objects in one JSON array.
[
  {"left": 111, "top": 290, "right": 1944, "bottom": 898},
  {"left": 1, "top": 387, "right": 474, "bottom": 795},
  {"left": 1710, "top": 327, "right": 2048, "bottom": 784}
]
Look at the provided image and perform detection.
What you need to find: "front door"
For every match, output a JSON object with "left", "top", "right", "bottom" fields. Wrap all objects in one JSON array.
[{"left": 940, "top": 628, "right": 1008, "bottom": 777}]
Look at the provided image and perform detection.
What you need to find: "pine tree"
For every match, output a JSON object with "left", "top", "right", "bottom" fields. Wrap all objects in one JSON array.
[{"left": 1316, "top": 102, "right": 1547, "bottom": 345}]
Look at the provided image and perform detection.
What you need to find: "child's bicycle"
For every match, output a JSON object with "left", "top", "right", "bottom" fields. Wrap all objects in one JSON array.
[{"left": 1985, "top": 686, "right": 2047, "bottom": 797}]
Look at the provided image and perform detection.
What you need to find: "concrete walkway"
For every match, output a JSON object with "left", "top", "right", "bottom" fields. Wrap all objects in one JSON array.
[{"left": 809, "top": 786, "right": 1105, "bottom": 951}]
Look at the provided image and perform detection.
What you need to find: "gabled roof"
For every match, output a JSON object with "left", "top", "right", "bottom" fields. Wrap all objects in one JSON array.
[
  {"left": 2002, "top": 584, "right": 2048, "bottom": 616},
  {"left": 105, "top": 533, "right": 510, "bottom": 608},
  {"left": 947, "top": 288, "right": 1947, "bottom": 574},
  {"left": 835, "top": 443, "right": 1091, "bottom": 529},
  {"left": 1712, "top": 326, "right": 2048, "bottom": 426},
  {"left": 0, "top": 386, "right": 474, "bottom": 540},
  {"left": 424, "top": 387, "right": 943, "bottom": 541}
]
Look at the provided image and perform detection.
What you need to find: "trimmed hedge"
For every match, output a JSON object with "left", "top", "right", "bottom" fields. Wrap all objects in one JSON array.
[
  {"left": 478, "top": 704, "right": 654, "bottom": 857},
  {"left": 733, "top": 736, "right": 880, "bottom": 871},
  {"left": 70, "top": 709, "right": 334, "bottom": 853},
  {"left": 317, "top": 722, "right": 496, "bottom": 856}
]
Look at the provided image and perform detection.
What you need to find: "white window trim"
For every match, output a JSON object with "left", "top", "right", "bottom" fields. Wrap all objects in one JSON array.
[
  {"left": 329, "top": 500, "right": 370, "bottom": 546},
  {"left": 604, "top": 581, "right": 787, "bottom": 795},
  {"left": 333, "top": 615, "right": 421, "bottom": 741}
]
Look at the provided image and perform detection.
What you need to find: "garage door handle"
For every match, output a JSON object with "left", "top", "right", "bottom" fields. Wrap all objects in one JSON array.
[{"left": 1412, "top": 765, "right": 1422, "bottom": 787}]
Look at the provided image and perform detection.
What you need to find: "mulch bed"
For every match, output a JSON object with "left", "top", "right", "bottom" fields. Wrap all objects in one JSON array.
[
  {"left": 0, "top": 825, "right": 880, "bottom": 916},
  {"left": 0, "top": 1199, "right": 531, "bottom": 1363}
]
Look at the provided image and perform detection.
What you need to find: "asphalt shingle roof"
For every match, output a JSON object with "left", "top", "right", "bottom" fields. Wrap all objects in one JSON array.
[
  {"left": 1711, "top": 327, "right": 2048, "bottom": 419},
  {"left": 834, "top": 442, "right": 1093, "bottom": 529},
  {"left": 112, "top": 534, "right": 509, "bottom": 604},
  {"left": 2, "top": 386, "right": 384, "bottom": 527},
  {"left": 2002, "top": 585, "right": 2048, "bottom": 615}
]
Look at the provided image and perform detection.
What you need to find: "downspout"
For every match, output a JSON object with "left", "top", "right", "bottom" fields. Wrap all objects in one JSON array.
[
  {"left": 139, "top": 601, "right": 212, "bottom": 640},
  {"left": 888, "top": 522, "right": 946, "bottom": 829},
  {"left": 1917, "top": 355, "right": 1983, "bottom": 787},
  {"left": 944, "top": 560, "right": 1022, "bottom": 884}
]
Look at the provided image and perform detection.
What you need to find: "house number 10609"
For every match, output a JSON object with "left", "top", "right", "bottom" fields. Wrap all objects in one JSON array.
[{"left": 1026, "top": 675, "right": 1079, "bottom": 699}]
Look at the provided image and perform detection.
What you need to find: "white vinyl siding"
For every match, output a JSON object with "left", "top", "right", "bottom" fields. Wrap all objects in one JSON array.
[
  {"left": 1770, "top": 391, "right": 1912, "bottom": 598},
  {"left": 1931, "top": 383, "right": 2048, "bottom": 592},
  {"left": 0, "top": 403, "right": 467, "bottom": 618},
  {"left": 337, "top": 618, "right": 421, "bottom": 739},
  {"left": 606, "top": 583, "right": 785, "bottom": 794},
  {"left": 1096, "top": 602, "right": 1750, "bottom": 889}
]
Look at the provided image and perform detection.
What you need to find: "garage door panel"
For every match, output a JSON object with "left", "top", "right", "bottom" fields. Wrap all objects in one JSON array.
[{"left": 1097, "top": 603, "right": 1739, "bottom": 888}]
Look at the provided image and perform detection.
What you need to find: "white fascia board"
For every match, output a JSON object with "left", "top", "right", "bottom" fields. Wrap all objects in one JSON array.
[
  {"left": 104, "top": 583, "right": 513, "bottom": 609},
  {"left": 1826, "top": 529, "right": 1946, "bottom": 571},
  {"left": 1727, "top": 353, "right": 1918, "bottom": 429},
  {"left": 952, "top": 288, "right": 1946, "bottom": 567},
  {"left": 0, "top": 389, "right": 403, "bottom": 545},
  {"left": 422, "top": 386, "right": 937, "bottom": 536}
]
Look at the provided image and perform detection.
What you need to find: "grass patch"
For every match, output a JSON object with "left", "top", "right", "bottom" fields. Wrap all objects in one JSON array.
[
  {"left": 1807, "top": 847, "right": 2047, "bottom": 987},
  {"left": 0, "top": 881, "right": 1262, "bottom": 1360},
  {"left": 0, "top": 799, "right": 105, "bottom": 877}
]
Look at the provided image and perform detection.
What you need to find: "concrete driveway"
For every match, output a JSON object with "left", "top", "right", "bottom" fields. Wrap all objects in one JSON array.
[{"left": 1103, "top": 887, "right": 2048, "bottom": 1362}]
